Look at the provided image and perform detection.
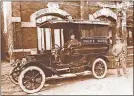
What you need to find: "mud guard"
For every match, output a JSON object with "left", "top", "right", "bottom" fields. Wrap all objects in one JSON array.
[
  {"left": 95, "top": 55, "right": 110, "bottom": 63},
  {"left": 88, "top": 54, "right": 110, "bottom": 68},
  {"left": 23, "top": 61, "right": 54, "bottom": 77}
]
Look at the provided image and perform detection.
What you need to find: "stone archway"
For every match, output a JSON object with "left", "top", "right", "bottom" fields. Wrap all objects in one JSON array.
[
  {"left": 89, "top": 8, "right": 117, "bottom": 44},
  {"left": 89, "top": 8, "right": 117, "bottom": 22},
  {"left": 30, "top": 7, "right": 72, "bottom": 26},
  {"left": 30, "top": 3, "right": 73, "bottom": 51},
  {"left": 93, "top": 8, "right": 117, "bottom": 21}
]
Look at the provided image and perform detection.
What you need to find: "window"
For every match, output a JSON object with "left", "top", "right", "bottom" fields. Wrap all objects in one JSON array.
[
  {"left": 36, "top": 15, "right": 63, "bottom": 50},
  {"left": 80, "top": 26, "right": 108, "bottom": 37}
]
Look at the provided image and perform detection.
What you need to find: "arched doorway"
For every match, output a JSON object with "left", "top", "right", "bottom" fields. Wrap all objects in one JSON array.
[
  {"left": 36, "top": 14, "right": 68, "bottom": 51},
  {"left": 30, "top": 4, "right": 72, "bottom": 51},
  {"left": 91, "top": 8, "right": 117, "bottom": 44}
]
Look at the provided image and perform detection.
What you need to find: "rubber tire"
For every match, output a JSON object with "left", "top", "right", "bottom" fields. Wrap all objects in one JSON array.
[
  {"left": 92, "top": 58, "right": 107, "bottom": 79},
  {"left": 18, "top": 66, "right": 46, "bottom": 93},
  {"left": 9, "top": 67, "right": 19, "bottom": 85}
]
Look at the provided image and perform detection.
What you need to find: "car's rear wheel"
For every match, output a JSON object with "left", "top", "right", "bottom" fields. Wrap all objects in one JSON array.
[
  {"left": 92, "top": 58, "right": 107, "bottom": 79},
  {"left": 18, "top": 66, "right": 46, "bottom": 93}
]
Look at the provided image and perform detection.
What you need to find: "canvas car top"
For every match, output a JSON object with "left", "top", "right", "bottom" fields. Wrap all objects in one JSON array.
[{"left": 36, "top": 19, "right": 110, "bottom": 28}]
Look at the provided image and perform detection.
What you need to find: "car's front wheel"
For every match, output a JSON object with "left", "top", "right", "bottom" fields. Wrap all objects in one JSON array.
[
  {"left": 18, "top": 66, "right": 46, "bottom": 93},
  {"left": 92, "top": 58, "right": 107, "bottom": 79}
]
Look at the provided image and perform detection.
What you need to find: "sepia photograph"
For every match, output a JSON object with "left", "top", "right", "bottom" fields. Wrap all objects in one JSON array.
[{"left": 1, "top": 0, "right": 133, "bottom": 95}]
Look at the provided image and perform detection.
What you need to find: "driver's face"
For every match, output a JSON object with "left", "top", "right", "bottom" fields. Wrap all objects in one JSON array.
[
  {"left": 70, "top": 35, "right": 75, "bottom": 40},
  {"left": 116, "top": 39, "right": 121, "bottom": 44}
]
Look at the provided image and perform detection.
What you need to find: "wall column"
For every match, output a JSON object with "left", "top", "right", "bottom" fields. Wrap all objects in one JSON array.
[
  {"left": 80, "top": 0, "right": 84, "bottom": 20},
  {"left": 116, "top": 10, "right": 122, "bottom": 38},
  {"left": 122, "top": 9, "right": 127, "bottom": 42},
  {"left": 3, "top": 1, "right": 14, "bottom": 62}
]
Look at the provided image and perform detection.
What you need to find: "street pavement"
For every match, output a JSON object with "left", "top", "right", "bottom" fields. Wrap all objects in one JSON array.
[
  {"left": 32, "top": 67, "right": 133, "bottom": 95},
  {"left": 1, "top": 62, "right": 133, "bottom": 95}
]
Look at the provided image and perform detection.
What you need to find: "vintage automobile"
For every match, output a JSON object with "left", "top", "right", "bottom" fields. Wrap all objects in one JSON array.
[{"left": 9, "top": 19, "right": 112, "bottom": 93}]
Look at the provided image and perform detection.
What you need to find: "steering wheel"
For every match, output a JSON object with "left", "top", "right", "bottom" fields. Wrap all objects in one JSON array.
[
  {"left": 51, "top": 44, "right": 60, "bottom": 55},
  {"left": 54, "top": 44, "right": 61, "bottom": 50}
]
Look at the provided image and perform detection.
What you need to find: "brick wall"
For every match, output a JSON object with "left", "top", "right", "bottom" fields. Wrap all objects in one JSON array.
[
  {"left": 9, "top": 1, "right": 133, "bottom": 60},
  {"left": 60, "top": 1, "right": 81, "bottom": 19},
  {"left": 22, "top": 27, "right": 37, "bottom": 49},
  {"left": 12, "top": 1, "right": 81, "bottom": 50}
]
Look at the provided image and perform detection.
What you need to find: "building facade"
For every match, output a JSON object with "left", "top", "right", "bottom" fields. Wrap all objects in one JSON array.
[{"left": 2, "top": 1, "right": 133, "bottom": 60}]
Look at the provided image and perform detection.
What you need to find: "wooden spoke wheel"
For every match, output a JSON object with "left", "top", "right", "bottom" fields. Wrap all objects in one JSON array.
[
  {"left": 92, "top": 58, "right": 107, "bottom": 79},
  {"left": 18, "top": 66, "right": 46, "bottom": 93}
]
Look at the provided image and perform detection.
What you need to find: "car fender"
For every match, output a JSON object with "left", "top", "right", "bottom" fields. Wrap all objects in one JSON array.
[
  {"left": 94, "top": 55, "right": 110, "bottom": 63},
  {"left": 23, "top": 61, "right": 54, "bottom": 77},
  {"left": 88, "top": 54, "right": 109, "bottom": 68}
]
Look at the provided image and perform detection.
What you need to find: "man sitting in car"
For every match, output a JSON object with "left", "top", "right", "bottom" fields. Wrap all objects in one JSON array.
[
  {"left": 65, "top": 34, "right": 81, "bottom": 48},
  {"left": 60, "top": 33, "right": 81, "bottom": 63}
]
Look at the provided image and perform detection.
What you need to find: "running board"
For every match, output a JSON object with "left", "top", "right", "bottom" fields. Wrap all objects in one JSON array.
[
  {"left": 46, "top": 71, "right": 91, "bottom": 80},
  {"left": 56, "top": 68, "right": 70, "bottom": 71}
]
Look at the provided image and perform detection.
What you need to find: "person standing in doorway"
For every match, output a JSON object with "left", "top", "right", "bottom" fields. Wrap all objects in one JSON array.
[{"left": 112, "top": 37, "right": 128, "bottom": 77}]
